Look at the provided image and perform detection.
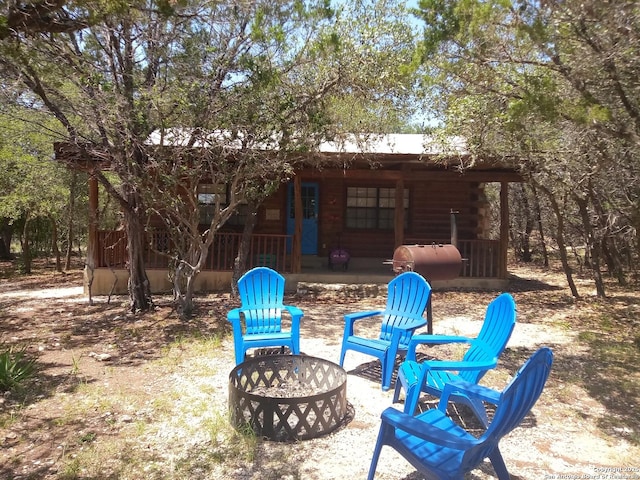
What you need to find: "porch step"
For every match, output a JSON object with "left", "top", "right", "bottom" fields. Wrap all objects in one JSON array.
[
  {"left": 295, "top": 281, "right": 386, "bottom": 299},
  {"left": 290, "top": 256, "right": 394, "bottom": 298},
  {"left": 301, "top": 256, "right": 391, "bottom": 272}
]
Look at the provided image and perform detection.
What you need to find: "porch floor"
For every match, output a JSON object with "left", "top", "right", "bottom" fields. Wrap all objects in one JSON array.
[
  {"left": 289, "top": 256, "right": 393, "bottom": 285},
  {"left": 87, "top": 256, "right": 507, "bottom": 296},
  {"left": 285, "top": 256, "right": 507, "bottom": 293}
]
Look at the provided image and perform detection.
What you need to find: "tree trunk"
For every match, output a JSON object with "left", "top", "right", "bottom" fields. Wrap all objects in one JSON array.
[
  {"left": 0, "top": 237, "right": 7, "bottom": 260},
  {"left": 575, "top": 194, "right": 606, "bottom": 297},
  {"left": 65, "top": 171, "right": 78, "bottom": 271},
  {"left": 50, "top": 215, "right": 62, "bottom": 272},
  {"left": 123, "top": 195, "right": 152, "bottom": 312},
  {"left": 530, "top": 183, "right": 549, "bottom": 267},
  {"left": 20, "top": 216, "right": 32, "bottom": 274},
  {"left": 538, "top": 184, "right": 580, "bottom": 298},
  {"left": 601, "top": 237, "right": 626, "bottom": 285},
  {"left": 171, "top": 223, "right": 216, "bottom": 319},
  {"left": 519, "top": 183, "right": 534, "bottom": 262},
  {"left": 172, "top": 258, "right": 197, "bottom": 319},
  {"left": 232, "top": 204, "right": 259, "bottom": 298},
  {"left": 183, "top": 270, "right": 195, "bottom": 317},
  {"left": 589, "top": 184, "right": 627, "bottom": 285},
  {"left": 0, "top": 218, "right": 12, "bottom": 260},
  {"left": 510, "top": 183, "right": 534, "bottom": 262}
]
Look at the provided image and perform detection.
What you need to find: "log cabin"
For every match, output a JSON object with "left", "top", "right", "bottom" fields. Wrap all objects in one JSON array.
[{"left": 54, "top": 133, "right": 523, "bottom": 295}]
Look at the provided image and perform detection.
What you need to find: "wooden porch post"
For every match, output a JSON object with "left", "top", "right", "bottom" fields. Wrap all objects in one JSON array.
[
  {"left": 394, "top": 178, "right": 405, "bottom": 248},
  {"left": 292, "top": 176, "right": 302, "bottom": 273},
  {"left": 499, "top": 181, "right": 509, "bottom": 279},
  {"left": 88, "top": 176, "right": 99, "bottom": 267}
]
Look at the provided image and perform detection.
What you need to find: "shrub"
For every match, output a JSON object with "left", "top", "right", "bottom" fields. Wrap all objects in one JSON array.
[{"left": 0, "top": 347, "right": 37, "bottom": 392}]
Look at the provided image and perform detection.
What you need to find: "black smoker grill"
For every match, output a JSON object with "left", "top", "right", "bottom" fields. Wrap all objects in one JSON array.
[{"left": 392, "top": 243, "right": 463, "bottom": 334}]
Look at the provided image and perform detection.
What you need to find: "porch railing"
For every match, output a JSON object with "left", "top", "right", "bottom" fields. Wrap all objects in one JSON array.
[
  {"left": 94, "top": 230, "right": 291, "bottom": 272},
  {"left": 94, "top": 231, "right": 501, "bottom": 279},
  {"left": 403, "top": 238, "right": 502, "bottom": 279},
  {"left": 457, "top": 239, "right": 501, "bottom": 278}
]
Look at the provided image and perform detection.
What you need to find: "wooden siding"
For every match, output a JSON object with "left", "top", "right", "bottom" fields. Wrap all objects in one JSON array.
[
  {"left": 408, "top": 181, "right": 481, "bottom": 242},
  {"left": 254, "top": 188, "right": 287, "bottom": 235},
  {"left": 293, "top": 174, "right": 489, "bottom": 259},
  {"left": 89, "top": 165, "right": 510, "bottom": 280},
  {"left": 318, "top": 180, "right": 346, "bottom": 254}
]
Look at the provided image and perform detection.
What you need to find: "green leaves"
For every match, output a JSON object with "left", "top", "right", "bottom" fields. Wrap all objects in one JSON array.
[
  {"left": 416, "top": 0, "right": 462, "bottom": 56},
  {"left": 0, "top": 109, "right": 68, "bottom": 221},
  {"left": 413, "top": 0, "right": 640, "bottom": 291},
  {"left": 1, "top": 0, "right": 430, "bottom": 308},
  {"left": 0, "top": 346, "right": 37, "bottom": 392}
]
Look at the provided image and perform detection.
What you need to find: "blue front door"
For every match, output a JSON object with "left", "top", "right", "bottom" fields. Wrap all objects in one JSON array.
[{"left": 287, "top": 182, "right": 319, "bottom": 254}]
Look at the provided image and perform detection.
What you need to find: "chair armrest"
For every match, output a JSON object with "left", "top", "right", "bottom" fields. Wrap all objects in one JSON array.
[
  {"left": 392, "top": 315, "right": 428, "bottom": 332},
  {"left": 227, "top": 308, "right": 242, "bottom": 323},
  {"left": 381, "top": 407, "right": 478, "bottom": 449},
  {"left": 342, "top": 310, "right": 383, "bottom": 340},
  {"left": 384, "top": 318, "right": 428, "bottom": 385},
  {"left": 344, "top": 310, "right": 383, "bottom": 322},
  {"left": 407, "top": 334, "right": 473, "bottom": 360},
  {"left": 226, "top": 308, "right": 244, "bottom": 338},
  {"left": 283, "top": 305, "right": 304, "bottom": 321},
  {"left": 439, "top": 379, "right": 502, "bottom": 408},
  {"left": 283, "top": 305, "right": 303, "bottom": 339},
  {"left": 421, "top": 358, "right": 498, "bottom": 372}
]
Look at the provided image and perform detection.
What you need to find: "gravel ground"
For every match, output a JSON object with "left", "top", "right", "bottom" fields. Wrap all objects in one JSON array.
[{"left": 2, "top": 263, "right": 640, "bottom": 479}]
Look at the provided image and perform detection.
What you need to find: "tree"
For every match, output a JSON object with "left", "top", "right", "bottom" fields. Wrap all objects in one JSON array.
[
  {"left": 0, "top": 0, "right": 91, "bottom": 40},
  {"left": 412, "top": 0, "right": 640, "bottom": 296},
  {"left": 0, "top": 107, "right": 70, "bottom": 272},
  {"left": 1, "top": 0, "right": 424, "bottom": 313},
  {"left": 141, "top": 0, "right": 424, "bottom": 316},
  {"left": 2, "top": 0, "right": 305, "bottom": 311}
]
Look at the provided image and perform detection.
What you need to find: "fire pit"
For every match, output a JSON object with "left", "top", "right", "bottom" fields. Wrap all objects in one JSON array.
[{"left": 229, "top": 354, "right": 347, "bottom": 441}]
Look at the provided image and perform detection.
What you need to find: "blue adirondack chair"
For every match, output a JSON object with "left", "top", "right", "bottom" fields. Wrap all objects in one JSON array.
[
  {"left": 368, "top": 347, "right": 554, "bottom": 480},
  {"left": 338, "top": 271, "right": 432, "bottom": 391},
  {"left": 227, "top": 267, "right": 303, "bottom": 365},
  {"left": 393, "top": 292, "right": 516, "bottom": 424}
]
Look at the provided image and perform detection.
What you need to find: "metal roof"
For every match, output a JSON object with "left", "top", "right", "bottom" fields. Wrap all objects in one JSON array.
[{"left": 145, "top": 129, "right": 467, "bottom": 156}]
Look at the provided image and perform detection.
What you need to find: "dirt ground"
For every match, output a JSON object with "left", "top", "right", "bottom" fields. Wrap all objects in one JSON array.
[{"left": 1, "top": 259, "right": 640, "bottom": 480}]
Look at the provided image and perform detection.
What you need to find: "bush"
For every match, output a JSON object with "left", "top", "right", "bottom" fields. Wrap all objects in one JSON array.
[{"left": 0, "top": 347, "right": 37, "bottom": 392}]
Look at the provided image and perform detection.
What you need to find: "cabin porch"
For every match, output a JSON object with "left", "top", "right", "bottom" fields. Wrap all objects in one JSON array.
[{"left": 85, "top": 231, "right": 507, "bottom": 296}]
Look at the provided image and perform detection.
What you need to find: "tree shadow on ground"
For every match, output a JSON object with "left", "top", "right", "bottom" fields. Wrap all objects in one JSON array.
[
  {"left": 502, "top": 344, "right": 640, "bottom": 445},
  {"left": 507, "top": 273, "right": 565, "bottom": 293},
  {"left": 0, "top": 295, "right": 231, "bottom": 412}
]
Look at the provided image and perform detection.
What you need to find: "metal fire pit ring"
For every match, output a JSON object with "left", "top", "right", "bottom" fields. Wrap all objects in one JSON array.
[{"left": 229, "top": 354, "right": 347, "bottom": 441}]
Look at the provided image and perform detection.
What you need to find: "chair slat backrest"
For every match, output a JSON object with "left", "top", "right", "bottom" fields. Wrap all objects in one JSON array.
[
  {"left": 458, "top": 345, "right": 498, "bottom": 383},
  {"left": 462, "top": 347, "right": 554, "bottom": 469},
  {"left": 476, "top": 293, "right": 517, "bottom": 352},
  {"left": 238, "top": 267, "right": 286, "bottom": 335},
  {"left": 458, "top": 293, "right": 517, "bottom": 383},
  {"left": 379, "top": 272, "right": 431, "bottom": 346}
]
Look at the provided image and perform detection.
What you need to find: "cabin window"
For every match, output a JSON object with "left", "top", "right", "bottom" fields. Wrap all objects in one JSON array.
[
  {"left": 346, "top": 187, "right": 409, "bottom": 230},
  {"left": 198, "top": 184, "right": 247, "bottom": 226}
]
